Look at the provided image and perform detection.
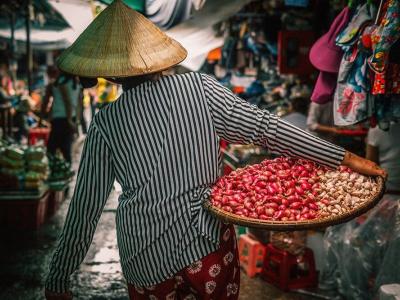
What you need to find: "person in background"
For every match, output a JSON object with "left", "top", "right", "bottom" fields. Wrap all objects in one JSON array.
[
  {"left": 13, "top": 96, "right": 31, "bottom": 142},
  {"left": 366, "top": 123, "right": 400, "bottom": 194},
  {"left": 96, "top": 78, "right": 118, "bottom": 109},
  {"left": 282, "top": 96, "right": 309, "bottom": 130},
  {"left": 0, "top": 73, "right": 13, "bottom": 139},
  {"left": 0, "top": 63, "right": 14, "bottom": 96},
  {"left": 307, "top": 101, "right": 339, "bottom": 143},
  {"left": 41, "top": 66, "right": 81, "bottom": 163},
  {"left": 76, "top": 89, "right": 87, "bottom": 135}
]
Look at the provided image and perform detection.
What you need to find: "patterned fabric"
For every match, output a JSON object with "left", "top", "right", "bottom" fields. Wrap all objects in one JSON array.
[
  {"left": 336, "top": 3, "right": 376, "bottom": 52},
  {"left": 334, "top": 39, "right": 374, "bottom": 126},
  {"left": 127, "top": 224, "right": 240, "bottom": 300},
  {"left": 45, "top": 73, "right": 345, "bottom": 293},
  {"left": 368, "top": 0, "right": 400, "bottom": 74},
  {"left": 371, "top": 0, "right": 400, "bottom": 95},
  {"left": 373, "top": 63, "right": 400, "bottom": 94}
]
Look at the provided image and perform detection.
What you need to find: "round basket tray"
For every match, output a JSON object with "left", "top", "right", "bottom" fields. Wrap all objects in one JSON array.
[{"left": 204, "top": 176, "right": 386, "bottom": 231}]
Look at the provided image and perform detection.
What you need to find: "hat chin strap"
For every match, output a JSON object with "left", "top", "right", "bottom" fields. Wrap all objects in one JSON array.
[
  {"left": 79, "top": 77, "right": 98, "bottom": 89},
  {"left": 105, "top": 73, "right": 163, "bottom": 90}
]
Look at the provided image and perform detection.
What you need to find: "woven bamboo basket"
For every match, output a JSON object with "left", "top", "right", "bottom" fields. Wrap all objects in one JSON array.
[{"left": 204, "top": 176, "right": 386, "bottom": 231}]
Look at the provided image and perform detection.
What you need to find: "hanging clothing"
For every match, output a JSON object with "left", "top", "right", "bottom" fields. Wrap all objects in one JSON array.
[
  {"left": 368, "top": 0, "right": 400, "bottom": 74},
  {"left": 45, "top": 73, "right": 345, "bottom": 293},
  {"left": 309, "top": 7, "right": 351, "bottom": 104},
  {"left": 145, "top": 0, "right": 193, "bottom": 30},
  {"left": 373, "top": 63, "right": 400, "bottom": 94},
  {"left": 333, "top": 38, "right": 374, "bottom": 126},
  {"left": 370, "top": 0, "right": 400, "bottom": 95},
  {"left": 311, "top": 71, "right": 340, "bottom": 104},
  {"left": 336, "top": 3, "right": 377, "bottom": 52}
]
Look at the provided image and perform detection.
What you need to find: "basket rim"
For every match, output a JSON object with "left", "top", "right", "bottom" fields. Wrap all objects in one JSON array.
[{"left": 204, "top": 176, "right": 386, "bottom": 231}]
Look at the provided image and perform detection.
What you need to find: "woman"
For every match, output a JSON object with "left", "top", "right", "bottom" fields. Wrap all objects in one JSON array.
[
  {"left": 282, "top": 96, "right": 309, "bottom": 130},
  {"left": 367, "top": 123, "right": 400, "bottom": 194},
  {"left": 45, "top": 1, "right": 385, "bottom": 300},
  {"left": 41, "top": 66, "right": 81, "bottom": 163},
  {"left": 306, "top": 101, "right": 339, "bottom": 143}
]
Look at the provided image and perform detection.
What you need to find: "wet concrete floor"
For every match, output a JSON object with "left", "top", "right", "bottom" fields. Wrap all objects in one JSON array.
[{"left": 0, "top": 140, "right": 317, "bottom": 300}]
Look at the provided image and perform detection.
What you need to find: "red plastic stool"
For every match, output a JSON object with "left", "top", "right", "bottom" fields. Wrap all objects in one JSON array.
[
  {"left": 29, "top": 127, "right": 50, "bottom": 146},
  {"left": 262, "top": 243, "right": 318, "bottom": 291},
  {"left": 238, "top": 234, "right": 267, "bottom": 278}
]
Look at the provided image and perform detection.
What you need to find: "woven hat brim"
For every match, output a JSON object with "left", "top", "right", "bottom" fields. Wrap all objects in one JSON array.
[{"left": 57, "top": 0, "right": 187, "bottom": 78}]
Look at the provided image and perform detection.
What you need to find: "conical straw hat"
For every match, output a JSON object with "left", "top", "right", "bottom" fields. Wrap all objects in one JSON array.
[{"left": 57, "top": 0, "right": 187, "bottom": 78}]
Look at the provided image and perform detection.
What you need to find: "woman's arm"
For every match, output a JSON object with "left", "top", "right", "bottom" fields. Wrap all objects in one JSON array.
[
  {"left": 40, "top": 84, "right": 52, "bottom": 119},
  {"left": 342, "top": 150, "right": 385, "bottom": 177},
  {"left": 366, "top": 144, "right": 379, "bottom": 164},
  {"left": 201, "top": 74, "right": 385, "bottom": 177},
  {"left": 313, "top": 124, "right": 339, "bottom": 135},
  {"left": 45, "top": 120, "right": 115, "bottom": 294}
]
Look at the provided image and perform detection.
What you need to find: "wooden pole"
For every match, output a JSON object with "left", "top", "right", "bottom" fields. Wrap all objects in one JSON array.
[
  {"left": 25, "top": 0, "right": 32, "bottom": 95},
  {"left": 9, "top": 11, "right": 17, "bottom": 85}
]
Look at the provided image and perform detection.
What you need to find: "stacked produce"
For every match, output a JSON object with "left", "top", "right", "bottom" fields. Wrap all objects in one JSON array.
[
  {"left": 210, "top": 157, "right": 379, "bottom": 222},
  {"left": 25, "top": 146, "right": 49, "bottom": 189},
  {"left": 0, "top": 143, "right": 48, "bottom": 190},
  {"left": 48, "top": 155, "right": 74, "bottom": 182},
  {"left": 0, "top": 145, "right": 25, "bottom": 189}
]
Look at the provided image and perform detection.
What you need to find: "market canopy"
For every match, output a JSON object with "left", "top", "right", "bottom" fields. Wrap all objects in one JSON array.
[
  {"left": 0, "top": 0, "right": 93, "bottom": 51},
  {"left": 97, "top": 0, "right": 145, "bottom": 12},
  {"left": 0, "top": 0, "right": 252, "bottom": 70},
  {"left": 0, "top": 0, "right": 69, "bottom": 31}
]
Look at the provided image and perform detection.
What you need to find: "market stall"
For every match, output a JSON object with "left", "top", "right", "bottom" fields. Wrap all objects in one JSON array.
[
  {"left": 0, "top": 0, "right": 399, "bottom": 299},
  {"left": 199, "top": 0, "right": 399, "bottom": 298},
  {"left": 0, "top": 140, "right": 73, "bottom": 229}
]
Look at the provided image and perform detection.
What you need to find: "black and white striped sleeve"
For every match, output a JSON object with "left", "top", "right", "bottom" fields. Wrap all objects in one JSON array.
[
  {"left": 45, "top": 122, "right": 115, "bottom": 293},
  {"left": 200, "top": 73, "right": 345, "bottom": 169}
]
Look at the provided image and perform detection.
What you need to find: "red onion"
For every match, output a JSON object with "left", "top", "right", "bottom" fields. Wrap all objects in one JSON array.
[{"left": 210, "top": 157, "right": 344, "bottom": 222}]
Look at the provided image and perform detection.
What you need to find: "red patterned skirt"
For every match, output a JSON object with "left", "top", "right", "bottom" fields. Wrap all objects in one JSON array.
[{"left": 128, "top": 224, "right": 240, "bottom": 300}]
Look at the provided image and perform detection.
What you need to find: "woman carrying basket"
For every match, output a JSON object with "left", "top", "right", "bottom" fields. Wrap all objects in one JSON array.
[{"left": 45, "top": 1, "right": 385, "bottom": 299}]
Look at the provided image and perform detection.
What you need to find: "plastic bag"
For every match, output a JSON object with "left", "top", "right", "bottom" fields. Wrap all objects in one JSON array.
[{"left": 319, "top": 196, "right": 400, "bottom": 300}]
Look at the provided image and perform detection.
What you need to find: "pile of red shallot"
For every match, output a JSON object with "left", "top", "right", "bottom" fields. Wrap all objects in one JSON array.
[{"left": 210, "top": 157, "right": 377, "bottom": 222}]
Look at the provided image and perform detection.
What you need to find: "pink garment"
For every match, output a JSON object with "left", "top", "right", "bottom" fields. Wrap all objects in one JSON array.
[
  {"left": 309, "top": 7, "right": 351, "bottom": 73},
  {"left": 311, "top": 71, "right": 338, "bottom": 104}
]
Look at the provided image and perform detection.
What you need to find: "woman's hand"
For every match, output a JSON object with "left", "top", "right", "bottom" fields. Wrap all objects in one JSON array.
[
  {"left": 342, "top": 151, "right": 387, "bottom": 177},
  {"left": 45, "top": 289, "right": 73, "bottom": 300}
]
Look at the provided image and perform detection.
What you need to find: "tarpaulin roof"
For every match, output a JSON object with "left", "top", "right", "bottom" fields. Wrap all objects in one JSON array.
[
  {"left": 97, "top": 0, "right": 145, "bottom": 12},
  {"left": 0, "top": 0, "right": 93, "bottom": 51},
  {"left": 0, "top": 0, "right": 252, "bottom": 71},
  {"left": 0, "top": 0, "right": 70, "bottom": 31}
]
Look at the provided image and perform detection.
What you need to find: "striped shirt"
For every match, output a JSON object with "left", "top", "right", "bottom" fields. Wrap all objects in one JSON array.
[{"left": 46, "top": 72, "right": 345, "bottom": 292}]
